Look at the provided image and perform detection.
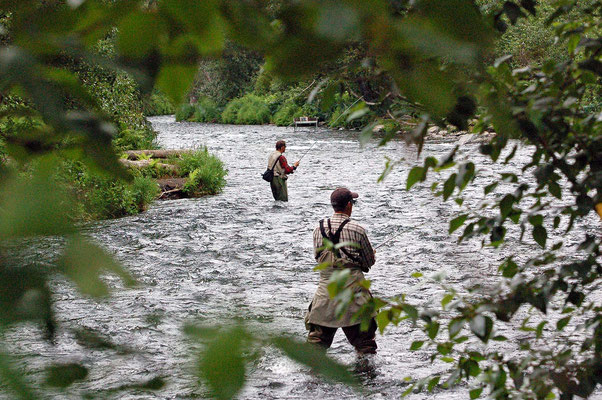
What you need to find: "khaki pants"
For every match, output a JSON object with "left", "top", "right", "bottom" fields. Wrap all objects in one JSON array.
[
  {"left": 270, "top": 176, "right": 288, "bottom": 201},
  {"left": 307, "top": 319, "right": 377, "bottom": 354}
]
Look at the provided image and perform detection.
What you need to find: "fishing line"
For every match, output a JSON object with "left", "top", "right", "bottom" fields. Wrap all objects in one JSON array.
[
  {"left": 295, "top": 96, "right": 365, "bottom": 163},
  {"left": 374, "top": 230, "right": 403, "bottom": 250}
]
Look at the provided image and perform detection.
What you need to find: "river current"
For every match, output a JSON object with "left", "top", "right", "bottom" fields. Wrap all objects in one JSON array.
[{"left": 3, "top": 116, "right": 601, "bottom": 399}]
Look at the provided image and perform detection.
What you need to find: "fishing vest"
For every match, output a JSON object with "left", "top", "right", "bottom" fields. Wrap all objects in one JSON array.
[
  {"left": 267, "top": 150, "right": 286, "bottom": 179},
  {"left": 318, "top": 218, "right": 362, "bottom": 265}
]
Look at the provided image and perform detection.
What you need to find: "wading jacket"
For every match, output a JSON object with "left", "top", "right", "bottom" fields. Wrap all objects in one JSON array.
[
  {"left": 306, "top": 213, "right": 375, "bottom": 328},
  {"left": 267, "top": 150, "right": 295, "bottom": 179}
]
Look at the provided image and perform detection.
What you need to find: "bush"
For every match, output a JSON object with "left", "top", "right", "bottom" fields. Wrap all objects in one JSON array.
[
  {"left": 59, "top": 161, "right": 158, "bottom": 220},
  {"left": 113, "top": 128, "right": 156, "bottom": 151},
  {"left": 272, "top": 102, "right": 303, "bottom": 126},
  {"left": 221, "top": 94, "right": 270, "bottom": 125},
  {"left": 175, "top": 104, "right": 195, "bottom": 121},
  {"left": 191, "top": 98, "right": 220, "bottom": 123},
  {"left": 142, "top": 90, "right": 175, "bottom": 116},
  {"left": 179, "top": 148, "right": 227, "bottom": 195}
]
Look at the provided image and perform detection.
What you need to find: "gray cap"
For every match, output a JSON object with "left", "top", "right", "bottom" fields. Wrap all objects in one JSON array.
[{"left": 330, "top": 187, "right": 359, "bottom": 208}]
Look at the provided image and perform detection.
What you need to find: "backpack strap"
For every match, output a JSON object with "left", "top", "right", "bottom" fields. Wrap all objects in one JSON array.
[
  {"left": 318, "top": 218, "right": 361, "bottom": 263},
  {"left": 270, "top": 155, "right": 281, "bottom": 171}
]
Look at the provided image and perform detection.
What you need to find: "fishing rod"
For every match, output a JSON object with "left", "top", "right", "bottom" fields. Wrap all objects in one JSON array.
[
  {"left": 298, "top": 140, "right": 319, "bottom": 162},
  {"left": 374, "top": 230, "right": 404, "bottom": 250}
]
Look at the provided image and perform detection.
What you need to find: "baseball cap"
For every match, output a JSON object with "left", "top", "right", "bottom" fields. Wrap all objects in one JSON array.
[{"left": 330, "top": 187, "right": 359, "bottom": 208}]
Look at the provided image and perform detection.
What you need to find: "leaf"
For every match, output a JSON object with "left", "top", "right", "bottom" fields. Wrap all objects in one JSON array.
[
  {"left": 449, "top": 318, "right": 464, "bottom": 338},
  {"left": 402, "top": 304, "right": 418, "bottom": 321},
  {"left": 271, "top": 336, "right": 357, "bottom": 386},
  {"left": 532, "top": 225, "right": 547, "bottom": 248},
  {"left": 500, "top": 258, "right": 519, "bottom": 278},
  {"left": 427, "top": 321, "right": 440, "bottom": 339},
  {"left": 160, "top": 0, "right": 224, "bottom": 54},
  {"left": 320, "top": 81, "right": 339, "bottom": 111},
  {"left": 484, "top": 182, "right": 498, "bottom": 195},
  {"left": 0, "top": 348, "right": 37, "bottom": 400},
  {"left": 428, "top": 376, "right": 440, "bottom": 391},
  {"left": 156, "top": 64, "right": 198, "bottom": 105},
  {"left": 528, "top": 214, "right": 543, "bottom": 226},
  {"left": 58, "top": 236, "right": 136, "bottom": 297},
  {"left": 469, "top": 315, "right": 493, "bottom": 342},
  {"left": 410, "top": 340, "right": 424, "bottom": 350},
  {"left": 535, "top": 321, "right": 547, "bottom": 339},
  {"left": 117, "top": 12, "right": 162, "bottom": 58},
  {"left": 45, "top": 363, "right": 88, "bottom": 388},
  {"left": 198, "top": 326, "right": 248, "bottom": 400},
  {"left": 441, "top": 293, "right": 454, "bottom": 308},
  {"left": 443, "top": 174, "right": 456, "bottom": 201},
  {"left": 499, "top": 194, "right": 515, "bottom": 219},
  {"left": 556, "top": 317, "right": 570, "bottom": 331},
  {"left": 548, "top": 181, "right": 561, "bottom": 199},
  {"left": 0, "top": 166, "right": 76, "bottom": 239},
  {"left": 470, "top": 387, "right": 483, "bottom": 399},
  {"left": 406, "top": 166, "right": 425, "bottom": 190},
  {"left": 376, "top": 310, "right": 391, "bottom": 334},
  {"left": 449, "top": 214, "right": 468, "bottom": 234}
]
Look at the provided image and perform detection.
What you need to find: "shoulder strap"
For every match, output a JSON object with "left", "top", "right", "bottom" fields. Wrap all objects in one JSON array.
[
  {"left": 270, "top": 155, "right": 281, "bottom": 171},
  {"left": 318, "top": 218, "right": 360, "bottom": 262},
  {"left": 331, "top": 218, "right": 350, "bottom": 244}
]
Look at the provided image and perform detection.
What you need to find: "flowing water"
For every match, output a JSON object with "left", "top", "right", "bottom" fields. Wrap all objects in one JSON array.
[{"left": 3, "top": 116, "right": 601, "bottom": 399}]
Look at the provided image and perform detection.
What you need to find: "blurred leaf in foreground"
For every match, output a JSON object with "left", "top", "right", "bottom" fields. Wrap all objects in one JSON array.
[{"left": 58, "top": 236, "right": 136, "bottom": 297}]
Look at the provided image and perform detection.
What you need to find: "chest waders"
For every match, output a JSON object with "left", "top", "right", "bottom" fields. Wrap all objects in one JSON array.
[{"left": 318, "top": 218, "right": 362, "bottom": 265}]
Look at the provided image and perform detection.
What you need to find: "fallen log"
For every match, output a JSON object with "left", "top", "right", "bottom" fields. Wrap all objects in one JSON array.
[
  {"left": 119, "top": 159, "right": 179, "bottom": 173},
  {"left": 124, "top": 149, "right": 192, "bottom": 160},
  {"left": 157, "top": 177, "right": 188, "bottom": 200}
]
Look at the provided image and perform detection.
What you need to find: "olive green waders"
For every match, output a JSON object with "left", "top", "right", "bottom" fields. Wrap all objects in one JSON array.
[{"left": 270, "top": 176, "right": 288, "bottom": 201}]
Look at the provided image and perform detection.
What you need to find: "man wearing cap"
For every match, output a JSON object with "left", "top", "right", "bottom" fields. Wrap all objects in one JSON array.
[
  {"left": 267, "top": 140, "right": 299, "bottom": 201},
  {"left": 305, "top": 187, "right": 377, "bottom": 354}
]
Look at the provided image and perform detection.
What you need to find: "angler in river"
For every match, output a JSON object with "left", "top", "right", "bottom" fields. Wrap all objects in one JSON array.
[
  {"left": 266, "top": 140, "right": 300, "bottom": 201},
  {"left": 305, "top": 187, "right": 378, "bottom": 354}
]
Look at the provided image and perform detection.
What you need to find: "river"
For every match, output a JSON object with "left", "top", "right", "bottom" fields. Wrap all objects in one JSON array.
[{"left": 2, "top": 116, "right": 601, "bottom": 399}]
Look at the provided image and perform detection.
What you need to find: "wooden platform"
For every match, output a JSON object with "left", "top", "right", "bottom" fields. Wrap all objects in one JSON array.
[{"left": 293, "top": 117, "right": 318, "bottom": 131}]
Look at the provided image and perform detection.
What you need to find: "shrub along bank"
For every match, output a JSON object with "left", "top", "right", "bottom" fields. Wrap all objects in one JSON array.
[{"left": 176, "top": 87, "right": 378, "bottom": 129}]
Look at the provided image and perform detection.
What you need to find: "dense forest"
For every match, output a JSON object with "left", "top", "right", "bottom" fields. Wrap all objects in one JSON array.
[{"left": 169, "top": 0, "right": 600, "bottom": 135}]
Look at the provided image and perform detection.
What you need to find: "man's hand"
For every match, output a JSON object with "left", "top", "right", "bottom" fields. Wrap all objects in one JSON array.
[{"left": 294, "top": 161, "right": 300, "bottom": 167}]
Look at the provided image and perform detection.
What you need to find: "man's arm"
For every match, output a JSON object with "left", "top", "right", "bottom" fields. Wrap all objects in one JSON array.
[
  {"left": 358, "top": 231, "right": 375, "bottom": 271},
  {"left": 279, "top": 155, "right": 297, "bottom": 174}
]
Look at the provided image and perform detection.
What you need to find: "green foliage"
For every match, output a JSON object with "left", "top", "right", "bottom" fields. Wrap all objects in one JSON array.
[
  {"left": 59, "top": 161, "right": 158, "bottom": 220},
  {"left": 175, "top": 104, "right": 196, "bottom": 122},
  {"left": 272, "top": 101, "right": 303, "bottom": 126},
  {"left": 180, "top": 148, "right": 228, "bottom": 195},
  {"left": 221, "top": 94, "right": 271, "bottom": 125},
  {"left": 185, "top": 323, "right": 357, "bottom": 400},
  {"left": 191, "top": 97, "right": 221, "bottom": 122},
  {"left": 191, "top": 42, "right": 264, "bottom": 106},
  {"left": 113, "top": 128, "right": 156, "bottom": 151},
  {"left": 142, "top": 90, "right": 176, "bottom": 116}
]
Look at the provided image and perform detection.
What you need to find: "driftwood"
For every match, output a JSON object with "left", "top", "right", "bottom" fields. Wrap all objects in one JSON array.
[
  {"left": 124, "top": 149, "right": 192, "bottom": 160},
  {"left": 119, "top": 159, "right": 179, "bottom": 173},
  {"left": 157, "top": 178, "right": 187, "bottom": 200}
]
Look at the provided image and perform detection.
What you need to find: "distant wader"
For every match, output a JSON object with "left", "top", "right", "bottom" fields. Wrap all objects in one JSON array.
[{"left": 306, "top": 218, "right": 377, "bottom": 354}]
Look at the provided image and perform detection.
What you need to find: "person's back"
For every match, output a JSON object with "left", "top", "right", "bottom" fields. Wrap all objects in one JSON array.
[{"left": 305, "top": 188, "right": 377, "bottom": 354}]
